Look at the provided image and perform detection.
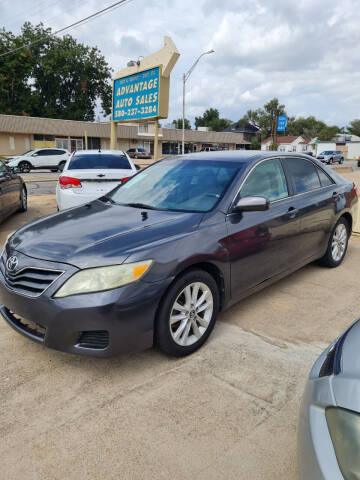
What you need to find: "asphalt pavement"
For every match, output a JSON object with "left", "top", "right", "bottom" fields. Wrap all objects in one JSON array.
[{"left": 21, "top": 171, "right": 59, "bottom": 195}]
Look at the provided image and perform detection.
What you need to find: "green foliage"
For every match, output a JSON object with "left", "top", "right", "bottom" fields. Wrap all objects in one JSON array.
[
  {"left": 287, "top": 116, "right": 335, "bottom": 140},
  {"left": 249, "top": 137, "right": 261, "bottom": 150},
  {"left": 195, "top": 108, "right": 232, "bottom": 132},
  {"left": 317, "top": 125, "right": 340, "bottom": 141},
  {"left": 269, "top": 143, "right": 278, "bottom": 151},
  {"left": 0, "top": 23, "right": 112, "bottom": 120},
  {"left": 237, "top": 98, "right": 285, "bottom": 141},
  {"left": 172, "top": 118, "right": 191, "bottom": 129},
  {"left": 347, "top": 119, "right": 360, "bottom": 137}
]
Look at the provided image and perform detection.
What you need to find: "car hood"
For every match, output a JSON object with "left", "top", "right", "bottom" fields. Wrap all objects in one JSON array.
[{"left": 8, "top": 199, "right": 203, "bottom": 269}]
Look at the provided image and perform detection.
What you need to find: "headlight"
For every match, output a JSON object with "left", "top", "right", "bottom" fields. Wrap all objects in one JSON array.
[
  {"left": 326, "top": 407, "right": 360, "bottom": 479},
  {"left": 54, "top": 261, "right": 153, "bottom": 298}
]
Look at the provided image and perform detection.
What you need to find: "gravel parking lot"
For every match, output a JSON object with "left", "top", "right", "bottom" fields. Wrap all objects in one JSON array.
[{"left": 1, "top": 173, "right": 360, "bottom": 479}]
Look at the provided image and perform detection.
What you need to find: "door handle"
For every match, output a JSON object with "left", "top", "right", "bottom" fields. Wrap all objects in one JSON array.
[{"left": 287, "top": 206, "right": 298, "bottom": 219}]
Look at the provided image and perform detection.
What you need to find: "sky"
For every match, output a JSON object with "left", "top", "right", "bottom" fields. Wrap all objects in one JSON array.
[{"left": 1, "top": 0, "right": 360, "bottom": 128}]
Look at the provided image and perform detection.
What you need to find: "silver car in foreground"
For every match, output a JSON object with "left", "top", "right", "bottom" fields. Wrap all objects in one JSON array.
[{"left": 298, "top": 319, "right": 360, "bottom": 479}]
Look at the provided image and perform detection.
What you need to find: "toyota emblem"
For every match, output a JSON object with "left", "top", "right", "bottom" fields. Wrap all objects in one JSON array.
[{"left": 6, "top": 256, "right": 18, "bottom": 272}]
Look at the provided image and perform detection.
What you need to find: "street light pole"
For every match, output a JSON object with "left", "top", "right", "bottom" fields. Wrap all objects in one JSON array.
[{"left": 182, "top": 49, "right": 214, "bottom": 155}]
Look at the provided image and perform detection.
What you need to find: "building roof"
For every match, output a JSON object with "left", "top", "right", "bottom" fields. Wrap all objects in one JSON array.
[
  {"left": 262, "top": 135, "right": 302, "bottom": 145},
  {"left": 222, "top": 122, "right": 259, "bottom": 134},
  {"left": 0, "top": 114, "right": 250, "bottom": 145}
]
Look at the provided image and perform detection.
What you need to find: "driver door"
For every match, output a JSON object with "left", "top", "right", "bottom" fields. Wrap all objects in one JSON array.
[{"left": 224, "top": 158, "right": 301, "bottom": 299}]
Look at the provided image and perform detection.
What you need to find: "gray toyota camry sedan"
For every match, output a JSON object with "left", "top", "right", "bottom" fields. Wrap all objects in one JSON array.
[
  {"left": 298, "top": 319, "right": 360, "bottom": 479},
  {"left": 0, "top": 151, "right": 357, "bottom": 357}
]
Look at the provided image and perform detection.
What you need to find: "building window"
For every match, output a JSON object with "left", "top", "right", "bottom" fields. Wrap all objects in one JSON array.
[
  {"left": 279, "top": 146, "right": 286, "bottom": 152},
  {"left": 25, "top": 137, "right": 30, "bottom": 150},
  {"left": 9, "top": 136, "right": 15, "bottom": 151},
  {"left": 292, "top": 145, "right": 297, "bottom": 152},
  {"left": 138, "top": 124, "right": 148, "bottom": 134},
  {"left": 56, "top": 138, "right": 70, "bottom": 150}
]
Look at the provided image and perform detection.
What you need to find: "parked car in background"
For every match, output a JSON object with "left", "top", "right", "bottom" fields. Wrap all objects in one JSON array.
[
  {"left": 0, "top": 151, "right": 357, "bottom": 359},
  {"left": 0, "top": 160, "right": 27, "bottom": 224},
  {"left": 201, "top": 146, "right": 218, "bottom": 152},
  {"left": 127, "top": 148, "right": 151, "bottom": 159},
  {"left": 317, "top": 150, "right": 344, "bottom": 164},
  {"left": 6, "top": 148, "right": 70, "bottom": 173},
  {"left": 298, "top": 318, "right": 360, "bottom": 479},
  {"left": 56, "top": 149, "right": 137, "bottom": 210}
]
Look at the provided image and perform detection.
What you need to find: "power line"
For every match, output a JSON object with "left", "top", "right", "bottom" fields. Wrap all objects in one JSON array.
[{"left": 0, "top": 0, "right": 134, "bottom": 58}]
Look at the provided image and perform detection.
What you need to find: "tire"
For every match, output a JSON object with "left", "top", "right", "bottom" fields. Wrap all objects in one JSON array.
[
  {"left": 319, "top": 217, "right": 349, "bottom": 268},
  {"left": 340, "top": 158, "right": 344, "bottom": 164},
  {"left": 58, "top": 161, "right": 66, "bottom": 172},
  {"left": 19, "top": 161, "right": 31, "bottom": 173},
  {"left": 18, "top": 186, "right": 27, "bottom": 212},
  {"left": 155, "top": 269, "right": 219, "bottom": 357},
  {"left": 329, "top": 158, "right": 333, "bottom": 164}
]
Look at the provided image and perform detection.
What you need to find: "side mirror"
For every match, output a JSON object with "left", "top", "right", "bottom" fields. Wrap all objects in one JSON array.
[
  {"left": 135, "top": 164, "right": 141, "bottom": 171},
  {"left": 232, "top": 195, "right": 270, "bottom": 213},
  {"left": 32, "top": 153, "right": 38, "bottom": 157}
]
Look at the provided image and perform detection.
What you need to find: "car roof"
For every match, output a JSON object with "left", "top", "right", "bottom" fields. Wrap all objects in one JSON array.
[
  {"left": 168, "top": 150, "right": 318, "bottom": 165},
  {"left": 72, "top": 149, "right": 126, "bottom": 155}
]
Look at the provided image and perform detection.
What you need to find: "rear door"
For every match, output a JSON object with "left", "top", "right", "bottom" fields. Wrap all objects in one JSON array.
[
  {"left": 48, "top": 149, "right": 66, "bottom": 167},
  {"left": 282, "top": 156, "right": 337, "bottom": 261},
  {"left": 32, "top": 149, "right": 52, "bottom": 168}
]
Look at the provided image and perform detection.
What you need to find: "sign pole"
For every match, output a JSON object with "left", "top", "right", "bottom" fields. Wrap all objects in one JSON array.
[
  {"left": 84, "top": 130, "right": 88, "bottom": 150},
  {"left": 110, "top": 120, "right": 117, "bottom": 150},
  {"left": 154, "top": 120, "right": 159, "bottom": 162},
  {"left": 182, "top": 73, "right": 185, "bottom": 155}
]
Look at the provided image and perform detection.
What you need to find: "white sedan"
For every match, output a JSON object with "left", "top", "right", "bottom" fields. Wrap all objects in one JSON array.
[{"left": 56, "top": 150, "right": 137, "bottom": 210}]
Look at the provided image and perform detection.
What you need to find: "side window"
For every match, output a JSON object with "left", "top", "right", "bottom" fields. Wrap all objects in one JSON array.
[
  {"left": 317, "top": 167, "right": 334, "bottom": 187},
  {"left": 51, "top": 150, "right": 65, "bottom": 156},
  {"left": 36, "top": 150, "right": 49, "bottom": 156},
  {"left": 240, "top": 159, "right": 288, "bottom": 201},
  {"left": 284, "top": 157, "right": 321, "bottom": 194},
  {"left": 0, "top": 162, "right": 7, "bottom": 173}
]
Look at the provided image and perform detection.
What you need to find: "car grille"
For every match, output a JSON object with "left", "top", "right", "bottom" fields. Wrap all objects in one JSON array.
[
  {"left": 1, "top": 253, "right": 63, "bottom": 297},
  {"left": 77, "top": 331, "right": 109, "bottom": 349}
]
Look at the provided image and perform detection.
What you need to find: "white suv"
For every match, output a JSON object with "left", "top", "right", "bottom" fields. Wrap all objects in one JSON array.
[{"left": 6, "top": 148, "right": 70, "bottom": 173}]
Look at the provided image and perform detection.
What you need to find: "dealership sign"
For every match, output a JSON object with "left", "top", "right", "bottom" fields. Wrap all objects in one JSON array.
[
  {"left": 113, "top": 67, "right": 160, "bottom": 121},
  {"left": 277, "top": 115, "right": 287, "bottom": 132}
]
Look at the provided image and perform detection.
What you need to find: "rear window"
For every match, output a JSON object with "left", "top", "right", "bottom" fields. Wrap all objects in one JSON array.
[
  {"left": 137, "top": 148, "right": 146, "bottom": 152},
  {"left": 68, "top": 154, "right": 131, "bottom": 170}
]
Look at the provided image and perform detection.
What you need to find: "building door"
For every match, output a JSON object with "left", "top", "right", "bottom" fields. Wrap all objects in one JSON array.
[{"left": 70, "top": 139, "right": 83, "bottom": 152}]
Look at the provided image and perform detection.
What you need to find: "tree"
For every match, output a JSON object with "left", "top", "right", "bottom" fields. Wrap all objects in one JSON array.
[
  {"left": 0, "top": 23, "right": 112, "bottom": 120},
  {"left": 317, "top": 125, "right": 340, "bottom": 141},
  {"left": 237, "top": 98, "right": 285, "bottom": 142},
  {"left": 347, "top": 119, "right": 360, "bottom": 137},
  {"left": 172, "top": 118, "right": 191, "bottom": 129},
  {"left": 195, "top": 108, "right": 232, "bottom": 131}
]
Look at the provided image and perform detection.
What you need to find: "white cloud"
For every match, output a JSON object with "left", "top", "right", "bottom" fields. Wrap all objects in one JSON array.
[{"left": 1, "top": 0, "right": 360, "bottom": 126}]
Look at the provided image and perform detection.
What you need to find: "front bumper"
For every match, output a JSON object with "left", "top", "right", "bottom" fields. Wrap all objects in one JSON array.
[
  {"left": 0, "top": 251, "right": 170, "bottom": 357},
  {"left": 298, "top": 378, "right": 344, "bottom": 480}
]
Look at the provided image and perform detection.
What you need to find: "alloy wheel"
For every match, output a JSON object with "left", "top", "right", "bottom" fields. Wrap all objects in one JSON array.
[
  {"left": 169, "top": 282, "right": 213, "bottom": 346},
  {"left": 331, "top": 223, "right": 347, "bottom": 262}
]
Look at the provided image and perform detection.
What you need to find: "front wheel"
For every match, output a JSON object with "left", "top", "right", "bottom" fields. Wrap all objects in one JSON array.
[
  {"left": 155, "top": 269, "right": 219, "bottom": 356},
  {"left": 319, "top": 217, "right": 349, "bottom": 267},
  {"left": 19, "top": 161, "right": 31, "bottom": 173}
]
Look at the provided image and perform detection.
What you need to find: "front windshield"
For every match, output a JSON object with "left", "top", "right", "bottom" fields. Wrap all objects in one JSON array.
[
  {"left": 107, "top": 158, "right": 242, "bottom": 213},
  {"left": 321, "top": 151, "right": 334, "bottom": 155}
]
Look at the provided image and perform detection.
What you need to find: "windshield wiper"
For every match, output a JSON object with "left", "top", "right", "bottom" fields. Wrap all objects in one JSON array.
[
  {"left": 99, "top": 194, "right": 116, "bottom": 204},
  {"left": 126, "top": 202, "right": 158, "bottom": 210}
]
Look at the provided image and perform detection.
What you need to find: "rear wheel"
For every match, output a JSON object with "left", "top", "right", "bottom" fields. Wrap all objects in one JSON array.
[
  {"left": 58, "top": 161, "right": 66, "bottom": 172},
  {"left": 155, "top": 269, "right": 219, "bottom": 357},
  {"left": 18, "top": 186, "right": 27, "bottom": 212},
  {"left": 19, "top": 161, "right": 31, "bottom": 173},
  {"left": 319, "top": 217, "right": 349, "bottom": 267}
]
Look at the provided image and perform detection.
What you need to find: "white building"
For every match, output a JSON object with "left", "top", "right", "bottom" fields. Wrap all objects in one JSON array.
[{"left": 261, "top": 135, "right": 311, "bottom": 153}]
